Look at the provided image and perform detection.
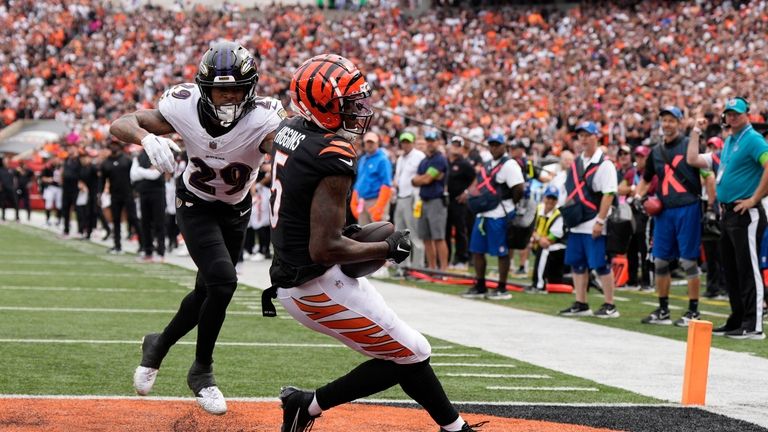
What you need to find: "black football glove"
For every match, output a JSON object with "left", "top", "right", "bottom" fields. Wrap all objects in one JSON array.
[
  {"left": 384, "top": 229, "right": 412, "bottom": 264},
  {"left": 342, "top": 224, "right": 363, "bottom": 238}
]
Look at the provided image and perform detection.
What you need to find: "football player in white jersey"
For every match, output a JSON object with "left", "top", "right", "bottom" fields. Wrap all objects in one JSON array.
[{"left": 110, "top": 41, "right": 284, "bottom": 415}]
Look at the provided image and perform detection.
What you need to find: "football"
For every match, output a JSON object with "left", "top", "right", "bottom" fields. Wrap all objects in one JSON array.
[
  {"left": 340, "top": 221, "right": 395, "bottom": 278},
  {"left": 643, "top": 196, "right": 663, "bottom": 216}
]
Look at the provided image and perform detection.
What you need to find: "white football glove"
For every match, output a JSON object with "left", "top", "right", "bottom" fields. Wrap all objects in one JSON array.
[{"left": 141, "top": 133, "right": 181, "bottom": 173}]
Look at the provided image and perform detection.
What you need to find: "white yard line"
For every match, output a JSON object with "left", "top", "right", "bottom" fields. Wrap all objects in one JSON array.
[
  {"left": 431, "top": 363, "right": 516, "bottom": 368},
  {"left": 488, "top": 386, "right": 599, "bottom": 392},
  {"left": 0, "top": 338, "right": 346, "bottom": 348},
  {"left": 0, "top": 286, "right": 188, "bottom": 294},
  {"left": 443, "top": 373, "right": 550, "bottom": 379},
  {"left": 0, "top": 306, "right": 259, "bottom": 315}
]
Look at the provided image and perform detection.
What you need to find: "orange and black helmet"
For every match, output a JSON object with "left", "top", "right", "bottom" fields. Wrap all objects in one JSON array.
[{"left": 290, "top": 54, "right": 373, "bottom": 136}]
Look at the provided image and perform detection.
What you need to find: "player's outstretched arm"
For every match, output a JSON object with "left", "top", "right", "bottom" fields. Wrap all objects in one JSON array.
[
  {"left": 110, "top": 109, "right": 176, "bottom": 145},
  {"left": 308, "top": 175, "right": 391, "bottom": 266}
]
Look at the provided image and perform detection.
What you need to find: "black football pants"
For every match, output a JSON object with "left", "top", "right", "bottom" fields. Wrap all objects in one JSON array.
[
  {"left": 139, "top": 190, "right": 167, "bottom": 257},
  {"left": 110, "top": 193, "right": 141, "bottom": 252},
  {"left": 157, "top": 188, "right": 250, "bottom": 366},
  {"left": 720, "top": 206, "right": 766, "bottom": 333}
]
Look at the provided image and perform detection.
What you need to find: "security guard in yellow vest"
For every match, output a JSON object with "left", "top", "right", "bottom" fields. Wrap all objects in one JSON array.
[{"left": 527, "top": 186, "right": 567, "bottom": 293}]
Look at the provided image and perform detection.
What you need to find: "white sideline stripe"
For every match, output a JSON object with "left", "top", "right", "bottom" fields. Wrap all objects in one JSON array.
[
  {"left": 488, "top": 386, "right": 599, "bottom": 392},
  {"left": 0, "top": 286, "right": 187, "bottom": 294},
  {"left": 0, "top": 260, "right": 119, "bottom": 266},
  {"left": 612, "top": 296, "right": 631, "bottom": 302},
  {"left": 0, "top": 306, "right": 259, "bottom": 315},
  {"left": 432, "top": 363, "right": 515, "bottom": 368},
  {"left": 700, "top": 310, "right": 729, "bottom": 318},
  {"left": 0, "top": 394, "right": 677, "bottom": 407},
  {"left": 0, "top": 338, "right": 346, "bottom": 348},
  {"left": 641, "top": 301, "right": 682, "bottom": 310},
  {"left": 444, "top": 373, "right": 550, "bottom": 379}
]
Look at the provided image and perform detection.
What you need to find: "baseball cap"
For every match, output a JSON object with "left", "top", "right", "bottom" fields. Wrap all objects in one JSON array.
[
  {"left": 363, "top": 131, "right": 379, "bottom": 143},
  {"left": 659, "top": 106, "right": 684, "bottom": 120},
  {"left": 723, "top": 98, "right": 749, "bottom": 114},
  {"left": 399, "top": 132, "right": 415, "bottom": 143},
  {"left": 424, "top": 130, "right": 439, "bottom": 141},
  {"left": 618, "top": 144, "right": 631, "bottom": 154},
  {"left": 450, "top": 136, "right": 465, "bottom": 146},
  {"left": 634, "top": 145, "right": 651, "bottom": 157},
  {"left": 487, "top": 133, "right": 505, "bottom": 145},
  {"left": 575, "top": 121, "right": 599, "bottom": 135},
  {"left": 707, "top": 136, "right": 724, "bottom": 149},
  {"left": 508, "top": 139, "right": 524, "bottom": 148},
  {"left": 543, "top": 185, "right": 559, "bottom": 199}
]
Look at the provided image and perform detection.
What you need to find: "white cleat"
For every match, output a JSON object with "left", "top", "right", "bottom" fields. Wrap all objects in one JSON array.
[
  {"left": 195, "top": 386, "right": 227, "bottom": 415},
  {"left": 133, "top": 366, "right": 159, "bottom": 396}
]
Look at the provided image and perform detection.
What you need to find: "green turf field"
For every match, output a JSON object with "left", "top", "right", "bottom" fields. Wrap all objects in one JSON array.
[
  {"left": 386, "top": 270, "right": 768, "bottom": 360},
  {"left": 0, "top": 223, "right": 659, "bottom": 404}
]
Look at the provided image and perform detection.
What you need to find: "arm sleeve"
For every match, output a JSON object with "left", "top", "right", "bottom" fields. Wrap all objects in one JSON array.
[
  {"left": 549, "top": 216, "right": 564, "bottom": 239},
  {"left": 594, "top": 160, "right": 618, "bottom": 194},
  {"left": 503, "top": 160, "right": 525, "bottom": 188},
  {"left": 380, "top": 157, "right": 393, "bottom": 186}
]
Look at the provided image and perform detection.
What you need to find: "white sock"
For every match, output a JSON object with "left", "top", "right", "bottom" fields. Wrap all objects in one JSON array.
[
  {"left": 308, "top": 394, "right": 323, "bottom": 417},
  {"left": 441, "top": 416, "right": 465, "bottom": 431}
]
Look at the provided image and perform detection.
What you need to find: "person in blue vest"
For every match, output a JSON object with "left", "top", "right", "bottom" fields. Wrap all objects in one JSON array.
[
  {"left": 558, "top": 121, "right": 619, "bottom": 318},
  {"left": 461, "top": 133, "right": 524, "bottom": 300},
  {"left": 351, "top": 131, "right": 393, "bottom": 224},
  {"left": 687, "top": 98, "right": 768, "bottom": 340},
  {"left": 635, "top": 106, "right": 703, "bottom": 327}
]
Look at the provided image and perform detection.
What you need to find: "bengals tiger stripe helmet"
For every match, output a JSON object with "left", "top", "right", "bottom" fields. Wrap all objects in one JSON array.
[{"left": 290, "top": 54, "right": 373, "bottom": 138}]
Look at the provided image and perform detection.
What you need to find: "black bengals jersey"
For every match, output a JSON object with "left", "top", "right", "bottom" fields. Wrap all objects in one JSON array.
[{"left": 269, "top": 116, "right": 358, "bottom": 287}]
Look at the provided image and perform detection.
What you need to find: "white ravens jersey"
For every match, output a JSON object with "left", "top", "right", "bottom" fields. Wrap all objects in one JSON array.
[{"left": 158, "top": 83, "right": 284, "bottom": 205}]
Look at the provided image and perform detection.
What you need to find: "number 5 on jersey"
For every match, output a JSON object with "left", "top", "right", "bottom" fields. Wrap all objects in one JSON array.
[{"left": 270, "top": 151, "right": 289, "bottom": 228}]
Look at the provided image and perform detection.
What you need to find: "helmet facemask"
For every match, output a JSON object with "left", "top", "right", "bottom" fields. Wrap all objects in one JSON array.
[
  {"left": 198, "top": 79, "right": 257, "bottom": 127},
  {"left": 336, "top": 91, "right": 373, "bottom": 139}
]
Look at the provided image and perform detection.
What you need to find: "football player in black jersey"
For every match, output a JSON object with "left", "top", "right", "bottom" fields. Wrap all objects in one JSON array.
[
  {"left": 267, "top": 54, "right": 482, "bottom": 432},
  {"left": 110, "top": 41, "right": 281, "bottom": 415}
]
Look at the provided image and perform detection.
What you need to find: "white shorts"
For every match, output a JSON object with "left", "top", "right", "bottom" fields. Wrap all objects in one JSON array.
[
  {"left": 278, "top": 265, "right": 431, "bottom": 364},
  {"left": 43, "top": 185, "right": 62, "bottom": 210}
]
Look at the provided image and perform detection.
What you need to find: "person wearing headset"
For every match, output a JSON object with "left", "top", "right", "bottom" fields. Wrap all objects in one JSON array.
[{"left": 687, "top": 97, "right": 768, "bottom": 340}]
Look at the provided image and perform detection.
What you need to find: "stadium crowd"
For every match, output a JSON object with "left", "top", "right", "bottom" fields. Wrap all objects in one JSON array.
[{"left": 1, "top": 0, "right": 768, "bottom": 339}]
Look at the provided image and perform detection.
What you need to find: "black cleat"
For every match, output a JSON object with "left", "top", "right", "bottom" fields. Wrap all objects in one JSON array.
[{"left": 280, "top": 386, "right": 319, "bottom": 432}]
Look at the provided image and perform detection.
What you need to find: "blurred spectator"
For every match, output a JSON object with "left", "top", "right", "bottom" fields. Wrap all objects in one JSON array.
[
  {"left": 446, "top": 135, "right": 475, "bottom": 270},
  {"left": 40, "top": 158, "right": 62, "bottom": 225},
  {"left": 131, "top": 149, "right": 166, "bottom": 262},
  {"left": 527, "top": 186, "right": 566, "bottom": 293},
  {"left": 164, "top": 172, "right": 179, "bottom": 254},
  {"left": 617, "top": 145, "right": 655, "bottom": 291},
  {"left": 351, "top": 131, "right": 393, "bottom": 225},
  {"left": 0, "top": 155, "right": 18, "bottom": 221},
  {"left": 412, "top": 131, "right": 449, "bottom": 270},
  {"left": 558, "top": 122, "right": 618, "bottom": 318},
  {"left": 701, "top": 136, "right": 727, "bottom": 299},
  {"left": 60, "top": 145, "right": 82, "bottom": 237},
  {"left": 462, "top": 134, "right": 524, "bottom": 300},
  {"left": 101, "top": 140, "right": 140, "bottom": 254},
  {"left": 14, "top": 161, "right": 33, "bottom": 221},
  {"left": 392, "top": 131, "right": 426, "bottom": 269}
]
